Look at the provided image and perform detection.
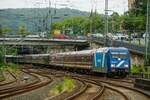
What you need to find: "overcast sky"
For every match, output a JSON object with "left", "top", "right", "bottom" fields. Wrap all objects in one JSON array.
[{"left": 0, "top": 0, "right": 128, "bottom": 15}]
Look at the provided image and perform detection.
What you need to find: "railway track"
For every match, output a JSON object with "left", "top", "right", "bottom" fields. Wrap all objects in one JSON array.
[
  {"left": 66, "top": 77, "right": 105, "bottom": 100},
  {"left": 1, "top": 65, "right": 149, "bottom": 100},
  {"left": 0, "top": 69, "right": 52, "bottom": 99},
  {"left": 79, "top": 76, "right": 134, "bottom": 88},
  {"left": 0, "top": 70, "right": 17, "bottom": 86},
  {"left": 67, "top": 74, "right": 128, "bottom": 100},
  {"left": 29, "top": 67, "right": 129, "bottom": 100},
  {"left": 26, "top": 68, "right": 90, "bottom": 100},
  {"left": 0, "top": 71, "right": 5, "bottom": 82},
  {"left": 66, "top": 72, "right": 149, "bottom": 100},
  {"left": 25, "top": 68, "right": 103, "bottom": 100},
  {"left": 38, "top": 67, "right": 149, "bottom": 100}
]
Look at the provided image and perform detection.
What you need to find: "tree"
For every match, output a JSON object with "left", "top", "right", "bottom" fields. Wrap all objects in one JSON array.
[
  {"left": 122, "top": 15, "right": 145, "bottom": 33},
  {"left": 110, "top": 12, "right": 121, "bottom": 33},
  {"left": 2, "top": 28, "right": 12, "bottom": 35},
  {"left": 18, "top": 25, "right": 28, "bottom": 37},
  {"left": 130, "top": 0, "right": 147, "bottom": 16},
  {"left": 0, "top": 46, "right": 5, "bottom": 64},
  {"left": 52, "top": 16, "right": 90, "bottom": 35},
  {"left": 0, "top": 26, "right": 12, "bottom": 37}
]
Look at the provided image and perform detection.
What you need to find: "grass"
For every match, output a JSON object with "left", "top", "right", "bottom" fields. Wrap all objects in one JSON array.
[
  {"left": 0, "top": 76, "right": 5, "bottom": 81},
  {"left": 49, "top": 77, "right": 75, "bottom": 96},
  {"left": 0, "top": 63, "right": 21, "bottom": 75},
  {"left": 0, "top": 69, "right": 5, "bottom": 81}
]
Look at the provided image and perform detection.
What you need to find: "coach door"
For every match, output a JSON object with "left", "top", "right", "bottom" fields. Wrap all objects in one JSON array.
[{"left": 93, "top": 52, "right": 104, "bottom": 72}]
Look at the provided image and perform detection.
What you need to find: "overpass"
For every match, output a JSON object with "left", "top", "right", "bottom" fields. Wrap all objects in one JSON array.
[
  {"left": 0, "top": 38, "right": 146, "bottom": 55},
  {"left": 0, "top": 38, "right": 89, "bottom": 54},
  {"left": 0, "top": 38, "right": 88, "bottom": 46}
]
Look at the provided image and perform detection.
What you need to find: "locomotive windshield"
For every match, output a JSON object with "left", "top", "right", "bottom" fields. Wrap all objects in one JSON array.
[{"left": 111, "top": 52, "right": 128, "bottom": 58}]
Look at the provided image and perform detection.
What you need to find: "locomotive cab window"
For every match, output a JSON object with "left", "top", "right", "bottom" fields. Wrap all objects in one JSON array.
[{"left": 111, "top": 52, "right": 128, "bottom": 59}]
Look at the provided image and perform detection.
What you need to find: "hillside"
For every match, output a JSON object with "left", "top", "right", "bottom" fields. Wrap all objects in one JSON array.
[{"left": 0, "top": 8, "right": 90, "bottom": 33}]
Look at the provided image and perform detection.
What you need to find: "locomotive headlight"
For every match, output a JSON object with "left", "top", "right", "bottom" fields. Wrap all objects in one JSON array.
[
  {"left": 111, "top": 64, "right": 115, "bottom": 67},
  {"left": 124, "top": 64, "right": 129, "bottom": 68}
]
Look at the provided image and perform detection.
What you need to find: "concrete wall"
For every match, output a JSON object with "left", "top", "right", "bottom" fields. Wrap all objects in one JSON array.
[{"left": 131, "top": 53, "right": 144, "bottom": 66}]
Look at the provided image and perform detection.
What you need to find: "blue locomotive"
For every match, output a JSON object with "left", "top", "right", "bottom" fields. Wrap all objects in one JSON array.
[
  {"left": 6, "top": 47, "right": 131, "bottom": 77},
  {"left": 93, "top": 47, "right": 131, "bottom": 76}
]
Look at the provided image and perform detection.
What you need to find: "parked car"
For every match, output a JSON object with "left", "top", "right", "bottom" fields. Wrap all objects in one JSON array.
[
  {"left": 91, "top": 33, "right": 104, "bottom": 38},
  {"left": 112, "top": 33, "right": 129, "bottom": 41},
  {"left": 143, "top": 33, "right": 149, "bottom": 38}
]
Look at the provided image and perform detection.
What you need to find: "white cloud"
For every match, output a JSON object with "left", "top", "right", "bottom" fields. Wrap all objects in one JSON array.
[{"left": 0, "top": 0, "right": 128, "bottom": 14}]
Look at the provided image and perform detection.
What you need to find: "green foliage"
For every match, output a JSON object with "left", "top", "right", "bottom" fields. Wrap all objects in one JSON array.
[
  {"left": 2, "top": 27, "right": 12, "bottom": 34},
  {"left": 0, "top": 4, "right": 147, "bottom": 36},
  {"left": 131, "top": 64, "right": 148, "bottom": 74},
  {"left": 0, "top": 67, "right": 4, "bottom": 81},
  {"left": 62, "top": 77, "right": 75, "bottom": 92},
  {"left": 18, "top": 25, "right": 29, "bottom": 37},
  {"left": 0, "top": 8, "right": 89, "bottom": 33},
  {"left": 6, "top": 47, "right": 17, "bottom": 55},
  {"left": 0, "top": 46, "right": 17, "bottom": 63},
  {"left": 122, "top": 0, "right": 147, "bottom": 34},
  {"left": 52, "top": 14, "right": 105, "bottom": 35},
  {"left": 0, "top": 76, "right": 5, "bottom": 81},
  {"left": 0, "top": 63, "right": 20, "bottom": 75},
  {"left": 0, "top": 69, "right": 5, "bottom": 81},
  {"left": 0, "top": 46, "right": 5, "bottom": 64},
  {"left": 129, "top": 0, "right": 147, "bottom": 16},
  {"left": 0, "top": 46, "right": 17, "bottom": 70},
  {"left": 0, "top": 25, "right": 12, "bottom": 36},
  {"left": 122, "top": 15, "right": 145, "bottom": 33},
  {"left": 49, "top": 77, "right": 75, "bottom": 96},
  {"left": 131, "top": 64, "right": 140, "bottom": 74}
]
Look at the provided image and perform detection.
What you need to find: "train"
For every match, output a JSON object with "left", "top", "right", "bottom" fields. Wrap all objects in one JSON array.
[{"left": 6, "top": 47, "right": 131, "bottom": 77}]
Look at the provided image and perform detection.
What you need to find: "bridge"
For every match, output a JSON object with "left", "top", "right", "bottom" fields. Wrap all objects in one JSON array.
[
  {"left": 0, "top": 38, "right": 88, "bottom": 46},
  {"left": 0, "top": 38, "right": 90, "bottom": 54}
]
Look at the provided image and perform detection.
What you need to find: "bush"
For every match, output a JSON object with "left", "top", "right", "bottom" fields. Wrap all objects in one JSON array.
[
  {"left": 63, "top": 77, "right": 75, "bottom": 92},
  {"left": 131, "top": 64, "right": 148, "bottom": 74},
  {"left": 49, "top": 77, "right": 75, "bottom": 96},
  {"left": 131, "top": 64, "right": 140, "bottom": 74}
]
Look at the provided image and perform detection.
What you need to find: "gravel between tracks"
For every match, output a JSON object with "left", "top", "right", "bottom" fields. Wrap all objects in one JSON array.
[{"left": 98, "top": 88, "right": 126, "bottom": 100}]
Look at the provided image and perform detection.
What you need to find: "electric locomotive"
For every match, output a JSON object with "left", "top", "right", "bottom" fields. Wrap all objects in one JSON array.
[{"left": 105, "top": 47, "right": 131, "bottom": 76}]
